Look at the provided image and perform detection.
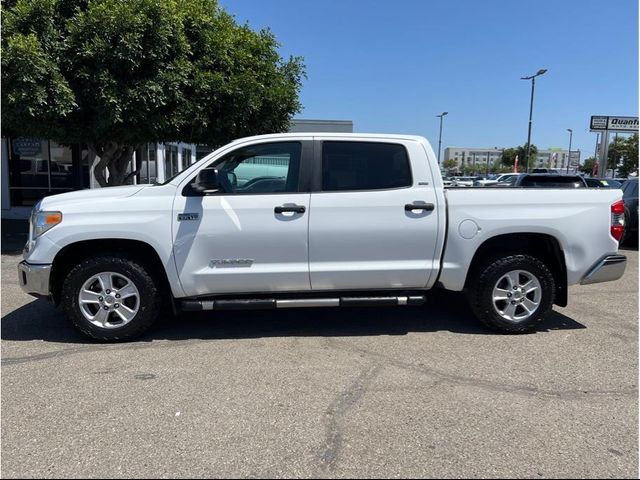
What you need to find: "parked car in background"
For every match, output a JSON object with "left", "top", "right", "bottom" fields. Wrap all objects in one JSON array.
[
  {"left": 495, "top": 174, "right": 523, "bottom": 187},
  {"left": 477, "top": 173, "right": 520, "bottom": 186},
  {"left": 512, "top": 174, "right": 587, "bottom": 188},
  {"left": 473, "top": 174, "right": 497, "bottom": 186},
  {"left": 531, "top": 168, "right": 560, "bottom": 174},
  {"left": 442, "top": 176, "right": 454, "bottom": 187},
  {"left": 451, "top": 176, "right": 479, "bottom": 187},
  {"left": 585, "top": 178, "right": 623, "bottom": 189},
  {"left": 621, "top": 177, "right": 638, "bottom": 244},
  {"left": 495, "top": 173, "right": 520, "bottom": 183}
]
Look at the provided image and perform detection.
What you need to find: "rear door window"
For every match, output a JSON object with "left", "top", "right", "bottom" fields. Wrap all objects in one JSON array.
[{"left": 321, "top": 142, "right": 412, "bottom": 191}]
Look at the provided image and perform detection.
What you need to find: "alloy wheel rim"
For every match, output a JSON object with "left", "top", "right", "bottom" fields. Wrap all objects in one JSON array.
[
  {"left": 492, "top": 269, "right": 542, "bottom": 322},
  {"left": 78, "top": 272, "right": 140, "bottom": 329}
]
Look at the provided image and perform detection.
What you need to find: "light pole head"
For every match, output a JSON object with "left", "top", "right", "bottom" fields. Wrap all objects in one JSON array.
[
  {"left": 567, "top": 128, "right": 573, "bottom": 133},
  {"left": 437, "top": 112, "right": 448, "bottom": 118},
  {"left": 521, "top": 69, "right": 548, "bottom": 80}
]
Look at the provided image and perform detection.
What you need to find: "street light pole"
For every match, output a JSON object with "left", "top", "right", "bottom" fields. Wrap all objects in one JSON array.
[
  {"left": 436, "top": 112, "right": 448, "bottom": 165},
  {"left": 521, "top": 69, "right": 547, "bottom": 173},
  {"left": 566, "top": 128, "right": 573, "bottom": 174}
]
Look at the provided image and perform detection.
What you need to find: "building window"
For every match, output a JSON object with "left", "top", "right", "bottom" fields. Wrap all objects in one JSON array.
[
  {"left": 8, "top": 138, "right": 89, "bottom": 207},
  {"left": 49, "top": 141, "right": 75, "bottom": 191},
  {"left": 165, "top": 144, "right": 179, "bottom": 177},
  {"left": 183, "top": 148, "right": 193, "bottom": 167},
  {"left": 137, "top": 143, "right": 157, "bottom": 184}
]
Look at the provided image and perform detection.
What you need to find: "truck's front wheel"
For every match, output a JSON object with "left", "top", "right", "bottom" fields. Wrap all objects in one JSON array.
[
  {"left": 468, "top": 254, "right": 555, "bottom": 333},
  {"left": 61, "top": 255, "right": 163, "bottom": 341}
]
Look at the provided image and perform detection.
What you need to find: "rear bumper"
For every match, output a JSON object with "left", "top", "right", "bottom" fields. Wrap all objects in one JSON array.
[
  {"left": 18, "top": 261, "right": 52, "bottom": 298},
  {"left": 580, "top": 255, "right": 627, "bottom": 285}
]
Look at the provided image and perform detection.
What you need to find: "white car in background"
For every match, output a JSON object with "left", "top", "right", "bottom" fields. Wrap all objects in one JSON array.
[
  {"left": 451, "top": 176, "right": 477, "bottom": 187},
  {"left": 441, "top": 176, "right": 454, "bottom": 187},
  {"left": 475, "top": 173, "right": 520, "bottom": 186}
]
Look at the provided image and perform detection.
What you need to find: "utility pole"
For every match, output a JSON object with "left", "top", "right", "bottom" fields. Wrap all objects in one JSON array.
[
  {"left": 436, "top": 112, "right": 448, "bottom": 165},
  {"left": 566, "top": 129, "right": 572, "bottom": 174},
  {"left": 521, "top": 69, "right": 547, "bottom": 172}
]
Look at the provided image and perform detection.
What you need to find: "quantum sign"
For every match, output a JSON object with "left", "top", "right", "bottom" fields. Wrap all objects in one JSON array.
[{"left": 590, "top": 116, "right": 639, "bottom": 132}]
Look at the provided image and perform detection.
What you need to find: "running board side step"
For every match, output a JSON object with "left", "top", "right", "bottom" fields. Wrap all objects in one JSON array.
[{"left": 180, "top": 295, "right": 426, "bottom": 312}]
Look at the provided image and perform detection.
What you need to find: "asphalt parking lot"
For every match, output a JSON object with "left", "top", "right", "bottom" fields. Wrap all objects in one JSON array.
[{"left": 1, "top": 235, "right": 638, "bottom": 478}]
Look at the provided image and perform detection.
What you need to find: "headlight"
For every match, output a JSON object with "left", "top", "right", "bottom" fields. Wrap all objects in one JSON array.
[{"left": 31, "top": 210, "right": 63, "bottom": 237}]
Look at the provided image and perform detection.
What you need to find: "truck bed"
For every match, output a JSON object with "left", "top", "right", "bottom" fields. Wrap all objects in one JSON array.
[{"left": 438, "top": 188, "right": 622, "bottom": 291}]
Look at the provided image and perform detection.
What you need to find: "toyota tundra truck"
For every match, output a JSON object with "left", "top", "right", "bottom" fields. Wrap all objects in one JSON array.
[{"left": 18, "top": 133, "right": 628, "bottom": 341}]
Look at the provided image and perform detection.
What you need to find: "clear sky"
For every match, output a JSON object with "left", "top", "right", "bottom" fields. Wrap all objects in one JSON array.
[{"left": 220, "top": 0, "right": 638, "bottom": 158}]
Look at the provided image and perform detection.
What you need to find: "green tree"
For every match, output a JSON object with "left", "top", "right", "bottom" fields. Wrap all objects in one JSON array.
[
  {"left": 500, "top": 144, "right": 537, "bottom": 171},
  {"left": 580, "top": 157, "right": 597, "bottom": 175},
  {"left": 617, "top": 133, "right": 639, "bottom": 177},
  {"left": 518, "top": 143, "right": 538, "bottom": 170},
  {"left": 442, "top": 159, "right": 458, "bottom": 172},
  {"left": 2, "top": 0, "right": 305, "bottom": 186},
  {"left": 462, "top": 165, "right": 475, "bottom": 176},
  {"left": 608, "top": 136, "right": 626, "bottom": 171},
  {"left": 495, "top": 164, "right": 515, "bottom": 174},
  {"left": 500, "top": 148, "right": 518, "bottom": 167}
]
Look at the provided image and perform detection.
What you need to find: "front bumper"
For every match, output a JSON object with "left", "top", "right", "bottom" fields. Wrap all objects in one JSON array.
[
  {"left": 580, "top": 254, "right": 627, "bottom": 285},
  {"left": 18, "top": 261, "right": 52, "bottom": 298}
]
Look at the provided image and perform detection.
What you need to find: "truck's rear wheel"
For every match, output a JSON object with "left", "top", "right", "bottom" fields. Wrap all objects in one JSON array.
[
  {"left": 61, "top": 255, "right": 162, "bottom": 341},
  {"left": 468, "top": 254, "right": 555, "bottom": 333}
]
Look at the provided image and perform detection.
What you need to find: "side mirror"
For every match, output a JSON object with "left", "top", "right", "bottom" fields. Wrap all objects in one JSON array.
[{"left": 192, "top": 167, "right": 220, "bottom": 193}]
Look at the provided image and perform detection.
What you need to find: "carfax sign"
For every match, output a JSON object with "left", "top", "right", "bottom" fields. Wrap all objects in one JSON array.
[
  {"left": 590, "top": 115, "right": 639, "bottom": 132},
  {"left": 12, "top": 138, "right": 42, "bottom": 157}
]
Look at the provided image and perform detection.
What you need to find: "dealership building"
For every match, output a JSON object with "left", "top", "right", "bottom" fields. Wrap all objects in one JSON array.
[
  {"left": 1, "top": 119, "right": 353, "bottom": 219},
  {"left": 443, "top": 146, "right": 580, "bottom": 170}
]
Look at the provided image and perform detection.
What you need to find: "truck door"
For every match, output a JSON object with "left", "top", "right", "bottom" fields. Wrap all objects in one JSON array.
[
  {"left": 172, "top": 139, "right": 313, "bottom": 297},
  {"left": 308, "top": 139, "right": 441, "bottom": 290}
]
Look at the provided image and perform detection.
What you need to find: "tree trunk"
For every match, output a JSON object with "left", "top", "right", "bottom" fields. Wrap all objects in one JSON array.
[{"left": 89, "top": 142, "right": 142, "bottom": 187}]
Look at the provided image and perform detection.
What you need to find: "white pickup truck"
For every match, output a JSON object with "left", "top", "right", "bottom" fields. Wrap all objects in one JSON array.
[{"left": 19, "top": 133, "right": 627, "bottom": 341}]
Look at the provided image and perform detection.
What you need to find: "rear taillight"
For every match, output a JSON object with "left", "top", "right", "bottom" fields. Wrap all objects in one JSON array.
[{"left": 611, "top": 200, "right": 625, "bottom": 242}]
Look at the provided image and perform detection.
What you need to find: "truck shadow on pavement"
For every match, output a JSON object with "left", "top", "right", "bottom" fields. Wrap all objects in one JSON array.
[{"left": 2, "top": 290, "right": 586, "bottom": 345}]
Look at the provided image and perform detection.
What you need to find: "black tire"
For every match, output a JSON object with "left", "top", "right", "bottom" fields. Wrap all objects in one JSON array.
[
  {"left": 619, "top": 208, "right": 630, "bottom": 246},
  {"left": 467, "top": 254, "right": 555, "bottom": 334},
  {"left": 61, "top": 254, "right": 163, "bottom": 341}
]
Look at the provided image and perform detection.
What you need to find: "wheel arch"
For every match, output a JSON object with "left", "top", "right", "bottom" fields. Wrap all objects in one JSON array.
[
  {"left": 464, "top": 232, "right": 568, "bottom": 307},
  {"left": 50, "top": 239, "right": 173, "bottom": 307}
]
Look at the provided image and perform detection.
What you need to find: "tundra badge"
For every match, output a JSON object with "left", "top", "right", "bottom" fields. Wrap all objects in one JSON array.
[
  {"left": 209, "top": 259, "right": 254, "bottom": 267},
  {"left": 178, "top": 213, "right": 199, "bottom": 221}
]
